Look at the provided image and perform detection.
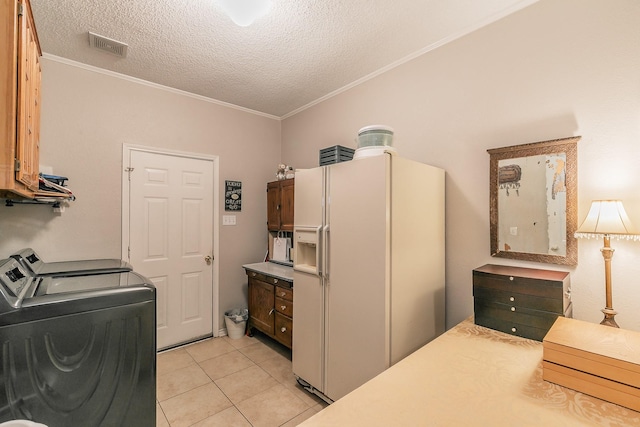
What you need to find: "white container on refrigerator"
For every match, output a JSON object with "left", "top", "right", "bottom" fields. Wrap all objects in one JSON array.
[{"left": 292, "top": 153, "right": 445, "bottom": 402}]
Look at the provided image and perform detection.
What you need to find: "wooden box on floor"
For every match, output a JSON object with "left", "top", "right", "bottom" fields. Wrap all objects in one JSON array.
[{"left": 542, "top": 316, "right": 640, "bottom": 412}]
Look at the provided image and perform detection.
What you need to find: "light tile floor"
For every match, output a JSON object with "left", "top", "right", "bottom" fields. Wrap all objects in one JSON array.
[{"left": 156, "top": 333, "right": 328, "bottom": 427}]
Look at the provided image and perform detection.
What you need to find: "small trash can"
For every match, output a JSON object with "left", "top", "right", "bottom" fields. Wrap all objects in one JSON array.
[{"left": 224, "top": 308, "right": 248, "bottom": 339}]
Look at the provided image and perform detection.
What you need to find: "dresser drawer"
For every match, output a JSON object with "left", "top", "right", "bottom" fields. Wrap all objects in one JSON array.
[
  {"left": 275, "top": 296, "right": 293, "bottom": 317},
  {"left": 275, "top": 286, "right": 293, "bottom": 301},
  {"left": 275, "top": 312, "right": 292, "bottom": 348},
  {"left": 474, "top": 298, "right": 572, "bottom": 341},
  {"left": 473, "top": 285, "right": 565, "bottom": 313},
  {"left": 246, "top": 270, "right": 292, "bottom": 288},
  {"left": 474, "top": 268, "right": 569, "bottom": 299},
  {"left": 475, "top": 312, "right": 550, "bottom": 341}
]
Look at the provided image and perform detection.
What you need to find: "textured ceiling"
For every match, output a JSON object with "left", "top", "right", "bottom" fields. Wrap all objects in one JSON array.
[{"left": 30, "top": 0, "right": 537, "bottom": 118}]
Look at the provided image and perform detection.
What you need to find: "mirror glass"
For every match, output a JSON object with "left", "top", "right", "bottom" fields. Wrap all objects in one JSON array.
[{"left": 489, "top": 137, "right": 579, "bottom": 265}]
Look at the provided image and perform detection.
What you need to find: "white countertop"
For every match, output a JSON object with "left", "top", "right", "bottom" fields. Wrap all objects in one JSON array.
[
  {"left": 242, "top": 262, "right": 294, "bottom": 282},
  {"left": 299, "top": 318, "right": 640, "bottom": 426}
]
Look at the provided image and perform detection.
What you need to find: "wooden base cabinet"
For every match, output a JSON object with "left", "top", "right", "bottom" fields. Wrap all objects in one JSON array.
[
  {"left": 1, "top": 0, "right": 41, "bottom": 199},
  {"left": 246, "top": 270, "right": 293, "bottom": 349}
]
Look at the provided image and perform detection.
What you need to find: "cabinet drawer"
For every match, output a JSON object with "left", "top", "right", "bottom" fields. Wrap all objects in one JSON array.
[
  {"left": 473, "top": 285, "right": 566, "bottom": 313},
  {"left": 275, "top": 296, "right": 293, "bottom": 317},
  {"left": 474, "top": 298, "right": 571, "bottom": 341},
  {"left": 275, "top": 313, "right": 292, "bottom": 348},
  {"left": 247, "top": 270, "right": 291, "bottom": 288},
  {"left": 275, "top": 286, "right": 293, "bottom": 302},
  {"left": 473, "top": 264, "right": 569, "bottom": 298},
  {"left": 473, "top": 272, "right": 568, "bottom": 300},
  {"left": 474, "top": 313, "right": 550, "bottom": 342}
]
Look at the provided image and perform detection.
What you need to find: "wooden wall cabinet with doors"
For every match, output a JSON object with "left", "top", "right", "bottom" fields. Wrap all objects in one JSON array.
[
  {"left": 1, "top": 0, "right": 42, "bottom": 199},
  {"left": 245, "top": 269, "right": 293, "bottom": 349},
  {"left": 267, "top": 178, "right": 294, "bottom": 231}
]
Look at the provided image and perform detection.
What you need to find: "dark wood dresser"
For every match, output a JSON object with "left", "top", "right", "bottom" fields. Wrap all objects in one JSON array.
[
  {"left": 473, "top": 264, "right": 571, "bottom": 341},
  {"left": 245, "top": 268, "right": 293, "bottom": 349}
]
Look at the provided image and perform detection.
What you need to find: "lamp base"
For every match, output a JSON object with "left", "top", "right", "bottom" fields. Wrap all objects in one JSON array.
[{"left": 600, "top": 308, "right": 619, "bottom": 328}]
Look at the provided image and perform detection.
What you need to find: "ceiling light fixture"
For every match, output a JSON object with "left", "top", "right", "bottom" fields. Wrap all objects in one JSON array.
[{"left": 217, "top": 0, "right": 272, "bottom": 27}]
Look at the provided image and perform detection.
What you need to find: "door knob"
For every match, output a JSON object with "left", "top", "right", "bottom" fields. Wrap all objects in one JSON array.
[{"left": 205, "top": 255, "right": 213, "bottom": 265}]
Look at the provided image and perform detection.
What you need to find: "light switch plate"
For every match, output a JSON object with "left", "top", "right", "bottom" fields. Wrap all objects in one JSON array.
[{"left": 223, "top": 215, "right": 236, "bottom": 226}]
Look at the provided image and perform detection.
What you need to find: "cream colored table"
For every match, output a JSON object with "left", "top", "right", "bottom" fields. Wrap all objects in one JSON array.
[{"left": 299, "top": 318, "right": 640, "bottom": 427}]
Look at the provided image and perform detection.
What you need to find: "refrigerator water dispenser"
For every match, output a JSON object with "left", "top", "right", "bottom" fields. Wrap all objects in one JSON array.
[{"left": 293, "top": 227, "right": 320, "bottom": 274}]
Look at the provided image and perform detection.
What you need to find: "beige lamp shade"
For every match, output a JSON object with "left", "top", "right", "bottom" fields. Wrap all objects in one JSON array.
[{"left": 575, "top": 200, "right": 640, "bottom": 240}]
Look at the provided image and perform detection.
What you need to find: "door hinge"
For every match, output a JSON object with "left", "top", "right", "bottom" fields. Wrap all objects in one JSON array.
[
  {"left": 127, "top": 246, "right": 130, "bottom": 259},
  {"left": 18, "top": 3, "right": 24, "bottom": 17},
  {"left": 14, "top": 159, "right": 21, "bottom": 171},
  {"left": 125, "top": 166, "right": 134, "bottom": 181}
]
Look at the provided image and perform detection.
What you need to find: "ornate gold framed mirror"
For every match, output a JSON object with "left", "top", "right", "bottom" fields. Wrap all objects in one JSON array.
[{"left": 488, "top": 136, "right": 579, "bottom": 265}]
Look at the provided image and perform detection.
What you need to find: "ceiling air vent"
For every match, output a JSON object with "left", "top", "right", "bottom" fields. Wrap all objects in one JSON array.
[{"left": 88, "top": 32, "right": 128, "bottom": 58}]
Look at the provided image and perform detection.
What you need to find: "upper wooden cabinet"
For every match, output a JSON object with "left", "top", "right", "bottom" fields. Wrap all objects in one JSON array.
[
  {"left": 1, "top": 0, "right": 42, "bottom": 199},
  {"left": 267, "top": 178, "right": 294, "bottom": 231}
]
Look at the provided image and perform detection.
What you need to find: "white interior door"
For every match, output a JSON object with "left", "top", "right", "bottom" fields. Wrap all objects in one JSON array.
[{"left": 125, "top": 148, "right": 215, "bottom": 350}]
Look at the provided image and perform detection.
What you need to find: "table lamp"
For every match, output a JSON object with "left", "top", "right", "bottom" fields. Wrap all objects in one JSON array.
[{"left": 575, "top": 200, "right": 639, "bottom": 327}]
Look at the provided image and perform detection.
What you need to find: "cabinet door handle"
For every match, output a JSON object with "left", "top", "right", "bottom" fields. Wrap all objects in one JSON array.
[
  {"left": 269, "top": 308, "right": 275, "bottom": 316},
  {"left": 281, "top": 327, "right": 287, "bottom": 333},
  {"left": 511, "top": 307, "right": 516, "bottom": 312},
  {"left": 274, "top": 279, "right": 278, "bottom": 284}
]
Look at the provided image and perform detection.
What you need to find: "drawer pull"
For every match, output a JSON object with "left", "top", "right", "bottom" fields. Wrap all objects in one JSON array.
[
  {"left": 509, "top": 276, "right": 514, "bottom": 281},
  {"left": 281, "top": 305, "right": 287, "bottom": 310},
  {"left": 511, "top": 327, "right": 517, "bottom": 333},
  {"left": 280, "top": 292, "right": 286, "bottom": 297},
  {"left": 510, "top": 307, "right": 516, "bottom": 312},
  {"left": 509, "top": 296, "right": 515, "bottom": 302},
  {"left": 252, "top": 272, "right": 256, "bottom": 277},
  {"left": 274, "top": 279, "right": 278, "bottom": 284},
  {"left": 281, "top": 327, "right": 287, "bottom": 333}
]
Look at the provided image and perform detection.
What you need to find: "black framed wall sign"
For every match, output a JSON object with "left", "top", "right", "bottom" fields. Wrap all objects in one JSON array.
[{"left": 225, "top": 180, "right": 242, "bottom": 211}]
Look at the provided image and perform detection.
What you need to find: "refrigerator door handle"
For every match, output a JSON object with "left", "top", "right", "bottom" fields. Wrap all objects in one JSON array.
[
  {"left": 322, "top": 224, "right": 330, "bottom": 280},
  {"left": 316, "top": 225, "right": 322, "bottom": 276}
]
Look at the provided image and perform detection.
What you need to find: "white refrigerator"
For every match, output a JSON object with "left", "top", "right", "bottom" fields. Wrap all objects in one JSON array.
[{"left": 292, "top": 153, "right": 445, "bottom": 402}]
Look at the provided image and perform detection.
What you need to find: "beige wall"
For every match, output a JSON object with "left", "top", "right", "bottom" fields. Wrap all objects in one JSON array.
[
  {"left": 2, "top": 0, "right": 639, "bottom": 336},
  {"left": 282, "top": 0, "right": 640, "bottom": 331},
  {"left": 0, "top": 58, "right": 281, "bottom": 330}
]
